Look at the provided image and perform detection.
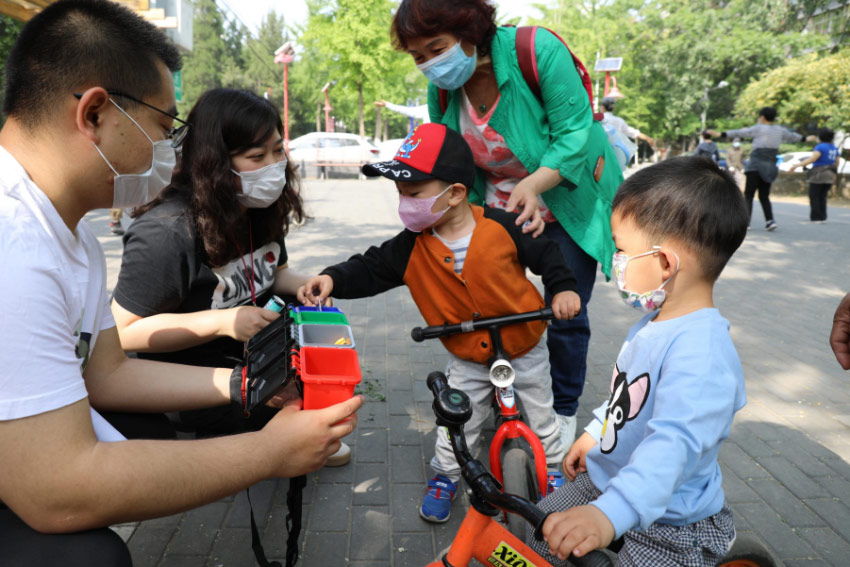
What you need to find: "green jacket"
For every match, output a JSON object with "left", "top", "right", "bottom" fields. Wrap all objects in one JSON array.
[{"left": 428, "top": 26, "right": 622, "bottom": 277}]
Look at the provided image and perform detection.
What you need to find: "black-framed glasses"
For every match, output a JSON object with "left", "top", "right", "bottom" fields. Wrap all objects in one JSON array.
[{"left": 73, "top": 90, "right": 191, "bottom": 148}]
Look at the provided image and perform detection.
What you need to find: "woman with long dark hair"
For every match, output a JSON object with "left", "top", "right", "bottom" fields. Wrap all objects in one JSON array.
[
  {"left": 111, "top": 89, "right": 348, "bottom": 461},
  {"left": 391, "top": 0, "right": 623, "bottom": 465}
]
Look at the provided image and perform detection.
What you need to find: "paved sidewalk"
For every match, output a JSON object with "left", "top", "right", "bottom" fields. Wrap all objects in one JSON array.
[{"left": 89, "top": 178, "right": 850, "bottom": 567}]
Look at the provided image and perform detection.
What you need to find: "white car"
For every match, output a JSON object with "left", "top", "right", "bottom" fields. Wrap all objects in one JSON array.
[
  {"left": 778, "top": 151, "right": 849, "bottom": 173},
  {"left": 376, "top": 138, "right": 405, "bottom": 161},
  {"left": 288, "top": 132, "right": 380, "bottom": 179}
]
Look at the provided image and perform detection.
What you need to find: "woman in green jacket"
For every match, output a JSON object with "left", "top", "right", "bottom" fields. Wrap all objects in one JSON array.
[{"left": 391, "top": 0, "right": 622, "bottom": 449}]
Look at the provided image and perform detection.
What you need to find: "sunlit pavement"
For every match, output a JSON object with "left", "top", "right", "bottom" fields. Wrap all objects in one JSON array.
[{"left": 88, "top": 177, "right": 850, "bottom": 566}]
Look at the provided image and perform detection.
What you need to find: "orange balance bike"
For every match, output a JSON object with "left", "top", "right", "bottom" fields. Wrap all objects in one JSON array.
[{"left": 412, "top": 308, "right": 558, "bottom": 539}]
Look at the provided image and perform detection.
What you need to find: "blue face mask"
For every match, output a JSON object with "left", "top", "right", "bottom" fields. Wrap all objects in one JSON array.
[{"left": 416, "top": 42, "right": 477, "bottom": 90}]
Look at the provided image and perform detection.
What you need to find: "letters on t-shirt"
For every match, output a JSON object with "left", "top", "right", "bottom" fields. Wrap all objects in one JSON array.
[{"left": 211, "top": 241, "right": 281, "bottom": 309}]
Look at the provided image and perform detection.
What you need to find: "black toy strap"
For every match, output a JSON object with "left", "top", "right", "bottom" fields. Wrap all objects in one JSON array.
[{"left": 246, "top": 475, "right": 306, "bottom": 567}]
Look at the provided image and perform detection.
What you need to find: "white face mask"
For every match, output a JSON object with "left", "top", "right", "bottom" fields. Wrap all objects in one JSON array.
[
  {"left": 91, "top": 99, "right": 176, "bottom": 208},
  {"left": 232, "top": 159, "right": 288, "bottom": 208}
]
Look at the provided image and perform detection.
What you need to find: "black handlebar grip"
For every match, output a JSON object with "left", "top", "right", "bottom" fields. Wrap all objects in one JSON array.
[
  {"left": 426, "top": 371, "right": 448, "bottom": 393},
  {"left": 411, "top": 326, "right": 424, "bottom": 342}
]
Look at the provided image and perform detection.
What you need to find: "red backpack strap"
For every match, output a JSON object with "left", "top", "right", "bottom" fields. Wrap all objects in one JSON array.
[
  {"left": 515, "top": 26, "right": 603, "bottom": 121},
  {"left": 439, "top": 88, "right": 448, "bottom": 114},
  {"left": 515, "top": 26, "right": 541, "bottom": 100}
]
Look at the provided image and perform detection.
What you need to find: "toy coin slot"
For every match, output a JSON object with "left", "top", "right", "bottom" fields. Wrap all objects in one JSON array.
[
  {"left": 298, "top": 323, "right": 355, "bottom": 348},
  {"left": 299, "top": 346, "right": 362, "bottom": 410}
]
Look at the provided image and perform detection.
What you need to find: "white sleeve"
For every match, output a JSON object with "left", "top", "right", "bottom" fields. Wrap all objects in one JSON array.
[
  {"left": 0, "top": 250, "right": 88, "bottom": 420},
  {"left": 384, "top": 101, "right": 430, "bottom": 121}
]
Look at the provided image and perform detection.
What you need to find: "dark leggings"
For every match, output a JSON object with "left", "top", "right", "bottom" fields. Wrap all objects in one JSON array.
[
  {"left": 744, "top": 172, "right": 774, "bottom": 223},
  {"left": 0, "top": 413, "right": 176, "bottom": 566},
  {"left": 808, "top": 183, "right": 831, "bottom": 221},
  {"left": 0, "top": 508, "right": 132, "bottom": 567}
]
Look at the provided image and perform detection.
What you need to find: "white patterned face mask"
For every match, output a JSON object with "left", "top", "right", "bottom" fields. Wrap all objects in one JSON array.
[{"left": 611, "top": 246, "right": 679, "bottom": 313}]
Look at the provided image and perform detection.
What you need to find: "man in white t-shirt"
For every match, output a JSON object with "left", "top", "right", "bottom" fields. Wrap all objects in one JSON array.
[
  {"left": 0, "top": 2, "right": 361, "bottom": 564},
  {"left": 600, "top": 97, "right": 656, "bottom": 159}
]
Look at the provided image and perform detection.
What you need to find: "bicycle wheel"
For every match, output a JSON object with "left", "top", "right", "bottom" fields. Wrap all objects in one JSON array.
[
  {"left": 717, "top": 533, "right": 778, "bottom": 567},
  {"left": 502, "top": 447, "right": 539, "bottom": 540}
]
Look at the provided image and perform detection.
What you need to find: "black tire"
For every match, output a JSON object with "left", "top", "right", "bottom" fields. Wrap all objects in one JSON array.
[
  {"left": 716, "top": 533, "right": 778, "bottom": 567},
  {"left": 502, "top": 447, "right": 539, "bottom": 540}
]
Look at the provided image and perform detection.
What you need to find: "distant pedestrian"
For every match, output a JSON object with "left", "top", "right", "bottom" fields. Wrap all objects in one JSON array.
[
  {"left": 109, "top": 207, "right": 125, "bottom": 235},
  {"left": 708, "top": 106, "right": 802, "bottom": 232},
  {"left": 726, "top": 137, "right": 746, "bottom": 189},
  {"left": 693, "top": 131, "right": 720, "bottom": 162},
  {"left": 789, "top": 127, "right": 839, "bottom": 223}
]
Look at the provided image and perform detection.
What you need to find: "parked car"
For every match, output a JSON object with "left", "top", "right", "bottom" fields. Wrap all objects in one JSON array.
[
  {"left": 288, "top": 132, "right": 380, "bottom": 179},
  {"left": 778, "top": 151, "right": 850, "bottom": 173},
  {"left": 377, "top": 138, "right": 405, "bottom": 161}
]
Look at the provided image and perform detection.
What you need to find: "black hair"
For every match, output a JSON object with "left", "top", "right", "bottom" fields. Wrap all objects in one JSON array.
[
  {"left": 818, "top": 127, "right": 835, "bottom": 143},
  {"left": 758, "top": 106, "right": 777, "bottom": 122},
  {"left": 135, "top": 88, "right": 304, "bottom": 268},
  {"left": 391, "top": 0, "right": 497, "bottom": 58},
  {"left": 3, "top": 0, "right": 182, "bottom": 128},
  {"left": 612, "top": 157, "right": 748, "bottom": 281},
  {"left": 702, "top": 130, "right": 712, "bottom": 140}
]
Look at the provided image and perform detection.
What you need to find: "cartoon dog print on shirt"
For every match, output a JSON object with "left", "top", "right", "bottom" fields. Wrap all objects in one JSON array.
[{"left": 600, "top": 365, "right": 651, "bottom": 454}]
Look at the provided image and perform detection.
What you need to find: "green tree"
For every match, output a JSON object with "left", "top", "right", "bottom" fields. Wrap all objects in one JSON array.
[
  {"left": 299, "top": 0, "right": 413, "bottom": 138},
  {"left": 179, "top": 0, "right": 229, "bottom": 113},
  {"left": 0, "top": 15, "right": 23, "bottom": 126},
  {"left": 735, "top": 49, "right": 850, "bottom": 131}
]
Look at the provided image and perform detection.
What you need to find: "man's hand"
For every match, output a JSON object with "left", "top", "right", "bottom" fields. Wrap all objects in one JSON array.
[
  {"left": 543, "top": 505, "right": 615, "bottom": 560},
  {"left": 222, "top": 306, "right": 279, "bottom": 342},
  {"left": 296, "top": 275, "right": 334, "bottom": 307},
  {"left": 262, "top": 396, "right": 363, "bottom": 477},
  {"left": 551, "top": 291, "right": 581, "bottom": 320},
  {"left": 830, "top": 293, "right": 850, "bottom": 370},
  {"left": 563, "top": 432, "right": 597, "bottom": 481}
]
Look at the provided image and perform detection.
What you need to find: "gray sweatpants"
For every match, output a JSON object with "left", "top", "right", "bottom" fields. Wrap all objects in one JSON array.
[{"left": 430, "top": 335, "right": 564, "bottom": 483}]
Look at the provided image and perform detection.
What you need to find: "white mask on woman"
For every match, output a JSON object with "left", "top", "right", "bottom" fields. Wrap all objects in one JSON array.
[{"left": 232, "top": 159, "right": 288, "bottom": 208}]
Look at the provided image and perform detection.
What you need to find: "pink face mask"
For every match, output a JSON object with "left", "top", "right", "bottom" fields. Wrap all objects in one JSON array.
[{"left": 398, "top": 185, "right": 452, "bottom": 232}]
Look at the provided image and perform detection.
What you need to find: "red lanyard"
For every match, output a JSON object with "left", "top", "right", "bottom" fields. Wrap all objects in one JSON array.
[{"left": 234, "top": 219, "right": 256, "bottom": 306}]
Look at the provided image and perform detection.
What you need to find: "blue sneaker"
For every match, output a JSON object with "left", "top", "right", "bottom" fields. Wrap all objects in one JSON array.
[
  {"left": 419, "top": 475, "right": 457, "bottom": 523},
  {"left": 547, "top": 470, "right": 566, "bottom": 495}
]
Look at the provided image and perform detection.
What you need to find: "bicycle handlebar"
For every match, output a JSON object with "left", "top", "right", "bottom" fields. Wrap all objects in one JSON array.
[
  {"left": 411, "top": 308, "right": 554, "bottom": 343},
  {"left": 426, "top": 371, "right": 549, "bottom": 540}
]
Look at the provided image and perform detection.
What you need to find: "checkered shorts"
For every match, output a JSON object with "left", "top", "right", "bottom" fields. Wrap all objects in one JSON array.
[{"left": 525, "top": 472, "right": 735, "bottom": 567}]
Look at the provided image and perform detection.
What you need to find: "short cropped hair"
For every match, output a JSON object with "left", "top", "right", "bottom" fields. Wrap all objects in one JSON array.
[
  {"left": 702, "top": 130, "right": 712, "bottom": 140},
  {"left": 818, "top": 128, "right": 835, "bottom": 143},
  {"left": 391, "top": 0, "right": 497, "bottom": 58},
  {"left": 3, "top": 0, "right": 181, "bottom": 128},
  {"left": 758, "top": 106, "right": 777, "bottom": 122},
  {"left": 612, "top": 157, "right": 748, "bottom": 282}
]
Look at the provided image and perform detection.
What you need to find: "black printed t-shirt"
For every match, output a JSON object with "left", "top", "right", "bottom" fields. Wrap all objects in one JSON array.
[{"left": 113, "top": 195, "right": 287, "bottom": 368}]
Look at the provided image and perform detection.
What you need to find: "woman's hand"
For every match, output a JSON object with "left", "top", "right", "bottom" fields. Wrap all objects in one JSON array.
[
  {"left": 221, "top": 306, "right": 279, "bottom": 342},
  {"left": 297, "top": 274, "right": 334, "bottom": 306},
  {"left": 505, "top": 178, "right": 545, "bottom": 237},
  {"left": 788, "top": 164, "right": 798, "bottom": 172},
  {"left": 563, "top": 432, "right": 597, "bottom": 481}
]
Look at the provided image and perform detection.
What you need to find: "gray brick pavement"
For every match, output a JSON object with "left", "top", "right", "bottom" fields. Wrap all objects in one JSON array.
[{"left": 87, "top": 178, "right": 850, "bottom": 566}]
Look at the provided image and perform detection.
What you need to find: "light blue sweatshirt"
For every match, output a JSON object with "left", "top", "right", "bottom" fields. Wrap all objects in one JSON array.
[{"left": 584, "top": 308, "right": 746, "bottom": 538}]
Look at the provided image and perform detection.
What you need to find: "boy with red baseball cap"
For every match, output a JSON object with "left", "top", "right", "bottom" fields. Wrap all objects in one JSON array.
[{"left": 297, "top": 123, "right": 580, "bottom": 522}]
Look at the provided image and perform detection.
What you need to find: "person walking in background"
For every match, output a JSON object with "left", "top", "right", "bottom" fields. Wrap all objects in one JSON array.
[
  {"left": 109, "top": 207, "right": 125, "bottom": 235},
  {"left": 708, "top": 106, "right": 802, "bottom": 232},
  {"left": 391, "top": 0, "right": 624, "bottom": 447},
  {"left": 789, "top": 127, "right": 839, "bottom": 223},
  {"left": 693, "top": 130, "right": 720, "bottom": 162},
  {"left": 726, "top": 137, "right": 746, "bottom": 189},
  {"left": 600, "top": 96, "right": 656, "bottom": 154}
]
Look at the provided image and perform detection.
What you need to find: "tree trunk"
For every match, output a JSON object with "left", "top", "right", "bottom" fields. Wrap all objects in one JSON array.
[
  {"left": 374, "top": 106, "right": 383, "bottom": 143},
  {"left": 358, "top": 82, "right": 366, "bottom": 138},
  {"left": 316, "top": 100, "right": 321, "bottom": 132}
]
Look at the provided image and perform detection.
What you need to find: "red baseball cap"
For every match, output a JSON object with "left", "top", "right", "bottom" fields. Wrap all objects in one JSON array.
[{"left": 362, "top": 123, "right": 475, "bottom": 188}]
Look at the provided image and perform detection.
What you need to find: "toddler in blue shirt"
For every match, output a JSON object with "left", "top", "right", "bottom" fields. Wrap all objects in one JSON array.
[{"left": 528, "top": 157, "right": 750, "bottom": 566}]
